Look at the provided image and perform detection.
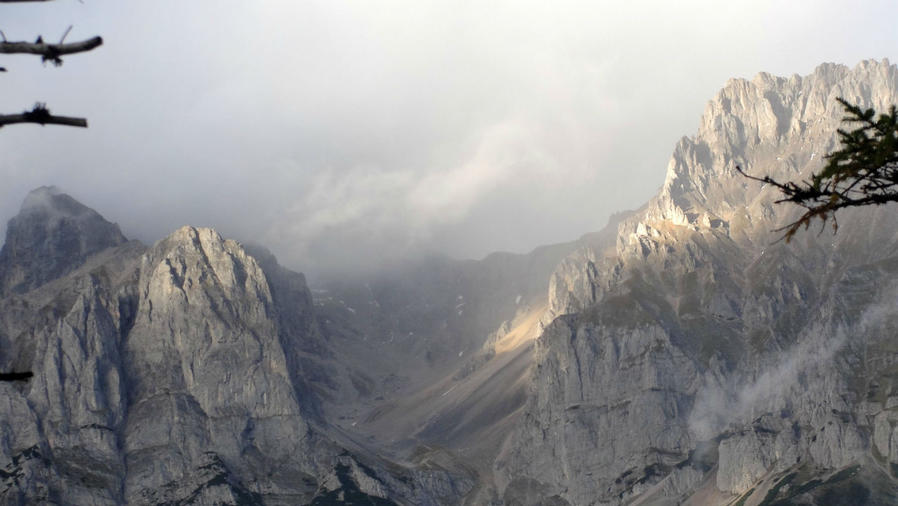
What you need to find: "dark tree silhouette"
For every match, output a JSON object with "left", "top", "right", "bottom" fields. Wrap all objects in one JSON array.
[
  {"left": 738, "top": 98, "right": 898, "bottom": 241},
  {"left": 0, "top": 371, "right": 33, "bottom": 382},
  {"left": 0, "top": 0, "right": 102, "bottom": 128}
]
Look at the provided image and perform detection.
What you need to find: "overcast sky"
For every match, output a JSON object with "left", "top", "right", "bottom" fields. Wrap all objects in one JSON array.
[{"left": 1, "top": 1, "right": 897, "bottom": 276}]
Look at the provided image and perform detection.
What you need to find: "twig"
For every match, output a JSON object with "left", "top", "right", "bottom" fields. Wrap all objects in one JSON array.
[
  {"left": 0, "top": 103, "right": 87, "bottom": 128},
  {"left": 0, "top": 35, "right": 102, "bottom": 65},
  {"left": 58, "top": 25, "right": 72, "bottom": 44}
]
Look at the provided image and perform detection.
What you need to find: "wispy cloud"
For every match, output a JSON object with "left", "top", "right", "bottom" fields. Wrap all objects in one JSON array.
[{"left": 689, "top": 282, "right": 898, "bottom": 440}]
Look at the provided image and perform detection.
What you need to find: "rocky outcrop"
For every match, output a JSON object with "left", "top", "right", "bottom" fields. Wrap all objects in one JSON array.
[{"left": 501, "top": 60, "right": 898, "bottom": 504}]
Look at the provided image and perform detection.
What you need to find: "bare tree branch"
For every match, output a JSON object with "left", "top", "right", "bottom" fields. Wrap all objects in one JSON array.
[
  {"left": 0, "top": 3, "right": 98, "bottom": 129},
  {"left": 0, "top": 35, "right": 101, "bottom": 65},
  {"left": 0, "top": 103, "right": 87, "bottom": 128},
  {"left": 0, "top": 371, "right": 33, "bottom": 382}
]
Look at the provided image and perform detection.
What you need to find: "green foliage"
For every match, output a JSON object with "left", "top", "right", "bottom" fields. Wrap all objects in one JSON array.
[{"left": 738, "top": 98, "right": 898, "bottom": 241}]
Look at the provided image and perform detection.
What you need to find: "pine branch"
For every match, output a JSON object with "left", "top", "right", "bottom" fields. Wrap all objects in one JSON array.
[
  {"left": 0, "top": 35, "right": 101, "bottom": 65},
  {"left": 737, "top": 98, "right": 898, "bottom": 241},
  {"left": 0, "top": 103, "right": 87, "bottom": 128}
]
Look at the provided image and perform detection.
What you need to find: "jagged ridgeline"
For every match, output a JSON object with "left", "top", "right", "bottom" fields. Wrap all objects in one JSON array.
[{"left": 2, "top": 60, "right": 898, "bottom": 506}]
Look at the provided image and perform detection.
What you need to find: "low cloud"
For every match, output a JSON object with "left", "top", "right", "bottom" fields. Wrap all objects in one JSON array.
[
  {"left": 258, "top": 117, "right": 575, "bottom": 274},
  {"left": 689, "top": 329, "right": 847, "bottom": 440},
  {"left": 689, "top": 283, "right": 898, "bottom": 440}
]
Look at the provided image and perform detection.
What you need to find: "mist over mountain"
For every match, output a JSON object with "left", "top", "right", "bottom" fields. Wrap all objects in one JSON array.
[
  {"left": 4, "top": 2, "right": 897, "bottom": 279},
  {"left": 3, "top": 59, "right": 898, "bottom": 505}
]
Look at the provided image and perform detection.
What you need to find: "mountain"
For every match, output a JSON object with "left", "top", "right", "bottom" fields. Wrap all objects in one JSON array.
[
  {"left": 0, "top": 186, "right": 126, "bottom": 297},
  {"left": 497, "top": 59, "right": 898, "bottom": 504},
  {"left": 0, "top": 197, "right": 470, "bottom": 504},
  {"left": 3, "top": 59, "right": 898, "bottom": 506}
]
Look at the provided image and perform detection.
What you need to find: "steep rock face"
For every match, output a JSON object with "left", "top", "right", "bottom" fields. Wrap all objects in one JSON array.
[
  {"left": 0, "top": 237, "right": 144, "bottom": 504},
  {"left": 243, "top": 244, "right": 333, "bottom": 418},
  {"left": 0, "top": 186, "right": 126, "bottom": 296},
  {"left": 501, "top": 60, "right": 898, "bottom": 504},
  {"left": 122, "top": 225, "right": 321, "bottom": 503}
]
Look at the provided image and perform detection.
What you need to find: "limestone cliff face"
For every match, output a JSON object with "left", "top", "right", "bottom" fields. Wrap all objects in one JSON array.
[
  {"left": 122, "top": 226, "right": 322, "bottom": 503},
  {"left": 503, "top": 60, "right": 898, "bottom": 505},
  {"left": 0, "top": 233, "right": 144, "bottom": 504}
]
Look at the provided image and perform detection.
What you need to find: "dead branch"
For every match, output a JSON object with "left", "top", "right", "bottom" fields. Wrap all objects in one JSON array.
[
  {"left": 0, "top": 371, "right": 33, "bottom": 381},
  {"left": 0, "top": 103, "right": 87, "bottom": 128},
  {"left": 0, "top": 35, "right": 101, "bottom": 65}
]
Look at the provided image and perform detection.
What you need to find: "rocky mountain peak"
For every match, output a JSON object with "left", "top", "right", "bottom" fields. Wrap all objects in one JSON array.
[
  {"left": 518, "top": 60, "right": 898, "bottom": 505},
  {"left": 0, "top": 186, "right": 127, "bottom": 296},
  {"left": 600, "top": 60, "right": 898, "bottom": 278},
  {"left": 144, "top": 225, "right": 268, "bottom": 298},
  {"left": 548, "top": 61, "right": 898, "bottom": 318},
  {"left": 20, "top": 186, "right": 93, "bottom": 217},
  {"left": 654, "top": 59, "right": 898, "bottom": 232}
]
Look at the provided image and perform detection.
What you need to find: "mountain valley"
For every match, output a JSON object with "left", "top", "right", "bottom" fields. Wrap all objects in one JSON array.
[{"left": 3, "top": 60, "right": 898, "bottom": 505}]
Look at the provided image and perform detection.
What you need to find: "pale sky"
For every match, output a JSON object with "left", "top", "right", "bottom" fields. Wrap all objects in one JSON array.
[{"left": 2, "top": 1, "right": 897, "bottom": 276}]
